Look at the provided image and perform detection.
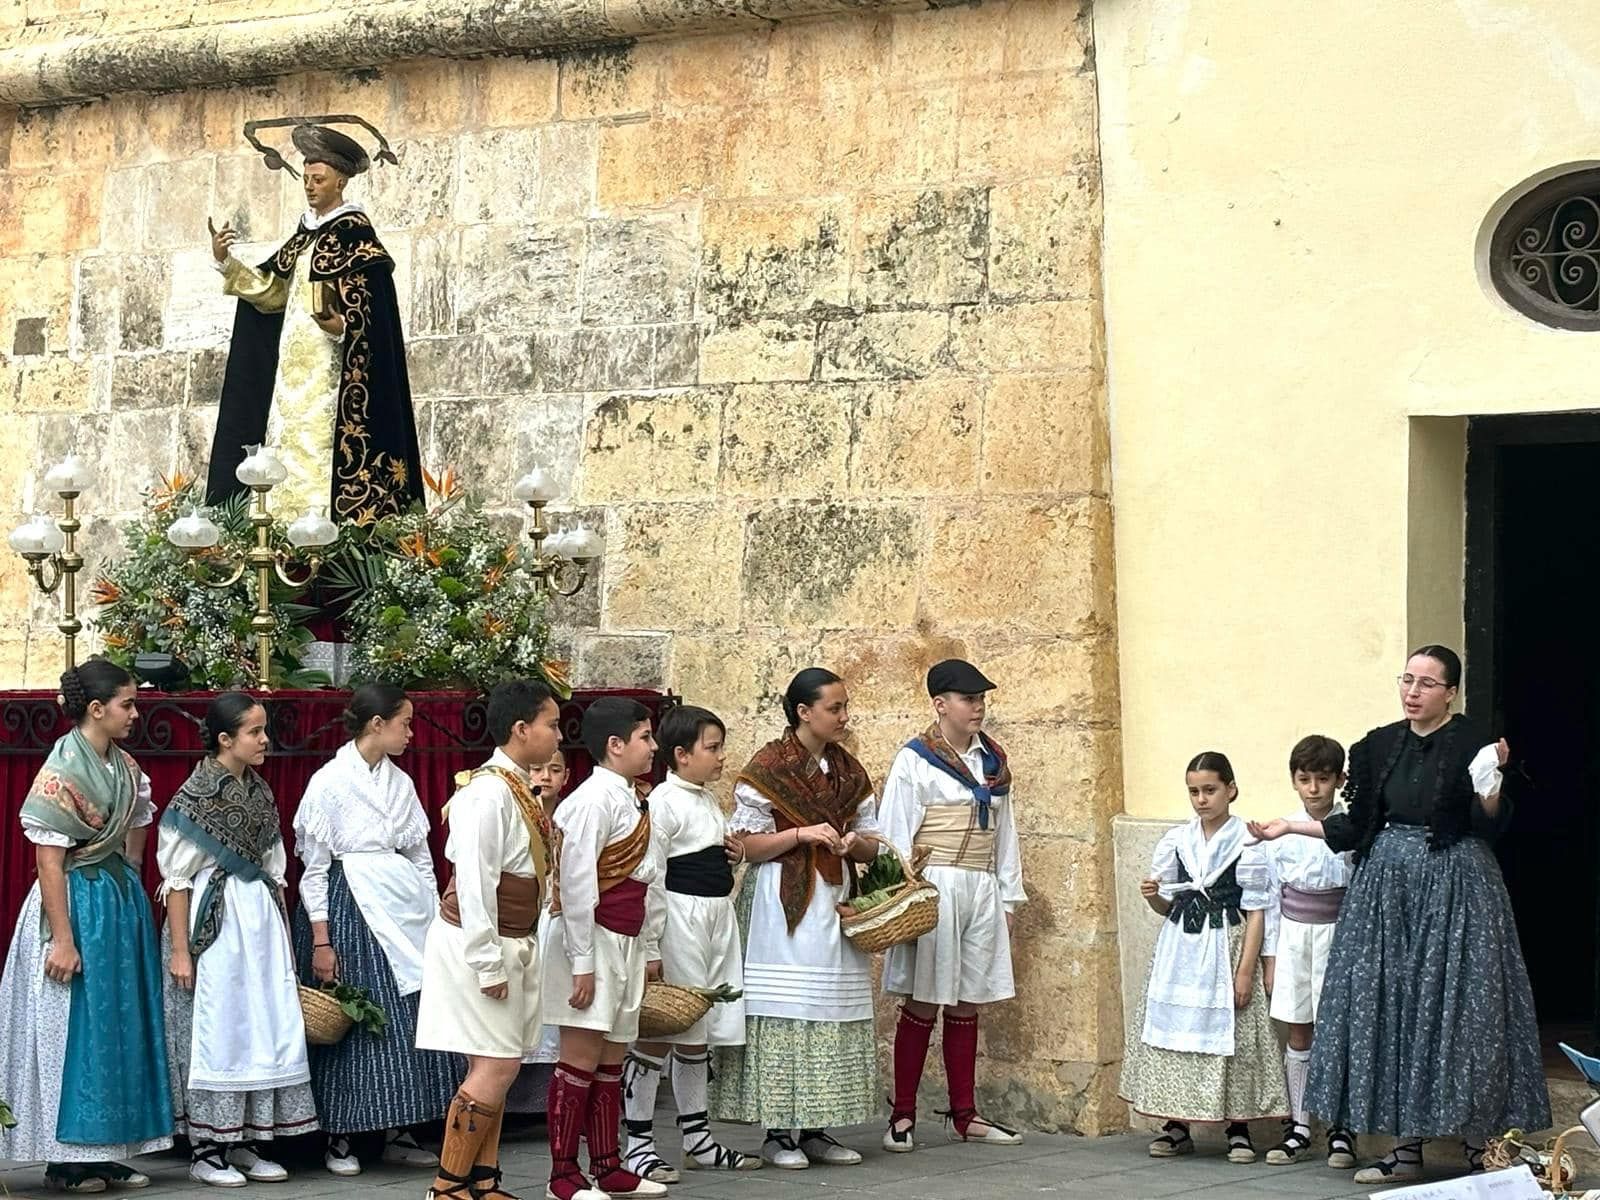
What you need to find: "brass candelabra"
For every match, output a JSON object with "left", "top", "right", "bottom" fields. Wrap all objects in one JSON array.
[
  {"left": 167, "top": 446, "right": 338, "bottom": 690},
  {"left": 512, "top": 467, "right": 604, "bottom": 597},
  {"left": 9, "top": 455, "right": 95, "bottom": 674}
]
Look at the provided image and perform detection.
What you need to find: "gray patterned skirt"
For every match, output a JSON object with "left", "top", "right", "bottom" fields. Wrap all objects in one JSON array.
[
  {"left": 1306, "top": 825, "right": 1551, "bottom": 1138},
  {"left": 291, "top": 864, "right": 464, "bottom": 1135}
]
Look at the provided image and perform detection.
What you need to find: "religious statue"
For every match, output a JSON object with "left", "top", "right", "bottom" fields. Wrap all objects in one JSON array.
[{"left": 205, "top": 117, "right": 424, "bottom": 524}]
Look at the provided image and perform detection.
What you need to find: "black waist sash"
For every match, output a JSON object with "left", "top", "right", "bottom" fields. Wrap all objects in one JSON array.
[
  {"left": 665, "top": 844, "right": 734, "bottom": 897},
  {"left": 1166, "top": 858, "right": 1244, "bottom": 933}
]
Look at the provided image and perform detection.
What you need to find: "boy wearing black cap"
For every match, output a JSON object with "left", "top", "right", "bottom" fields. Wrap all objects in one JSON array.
[{"left": 879, "top": 659, "right": 1025, "bottom": 1153}]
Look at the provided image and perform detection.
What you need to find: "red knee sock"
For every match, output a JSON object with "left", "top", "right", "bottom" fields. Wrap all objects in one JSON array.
[
  {"left": 943, "top": 1011, "right": 979, "bottom": 1131},
  {"left": 587, "top": 1063, "right": 644, "bottom": 1193},
  {"left": 892, "top": 1006, "right": 937, "bottom": 1122},
  {"left": 547, "top": 1063, "right": 595, "bottom": 1200}
]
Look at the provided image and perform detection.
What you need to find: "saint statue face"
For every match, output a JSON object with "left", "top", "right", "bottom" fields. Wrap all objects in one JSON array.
[{"left": 302, "top": 161, "right": 347, "bottom": 215}]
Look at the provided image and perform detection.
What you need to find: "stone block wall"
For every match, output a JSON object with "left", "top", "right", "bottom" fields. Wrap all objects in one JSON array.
[{"left": 0, "top": 0, "right": 1123, "bottom": 1131}]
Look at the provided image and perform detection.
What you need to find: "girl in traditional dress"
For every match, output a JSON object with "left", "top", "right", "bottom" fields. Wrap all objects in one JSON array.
[
  {"left": 624, "top": 705, "right": 759, "bottom": 1182},
  {"left": 291, "top": 683, "right": 462, "bottom": 1176},
  {"left": 710, "top": 668, "right": 881, "bottom": 1170},
  {"left": 1249, "top": 645, "right": 1549, "bottom": 1184},
  {"left": 1120, "top": 752, "right": 1286, "bottom": 1164},
  {"left": 0, "top": 660, "right": 173, "bottom": 1193},
  {"left": 160, "top": 692, "right": 318, "bottom": 1187}
]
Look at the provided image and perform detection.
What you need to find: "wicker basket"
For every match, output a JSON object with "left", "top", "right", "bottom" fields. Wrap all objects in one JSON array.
[
  {"left": 638, "top": 983, "right": 714, "bottom": 1040},
  {"left": 299, "top": 985, "right": 354, "bottom": 1046},
  {"left": 839, "top": 838, "right": 939, "bottom": 955}
]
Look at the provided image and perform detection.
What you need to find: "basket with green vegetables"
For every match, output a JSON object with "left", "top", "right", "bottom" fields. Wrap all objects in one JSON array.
[
  {"left": 836, "top": 837, "right": 940, "bottom": 954},
  {"left": 328, "top": 982, "right": 387, "bottom": 1035},
  {"left": 846, "top": 851, "right": 908, "bottom": 914}
]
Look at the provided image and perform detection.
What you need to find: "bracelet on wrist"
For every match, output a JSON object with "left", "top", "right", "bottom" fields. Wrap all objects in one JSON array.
[{"left": 314, "top": 942, "right": 332, "bottom": 949}]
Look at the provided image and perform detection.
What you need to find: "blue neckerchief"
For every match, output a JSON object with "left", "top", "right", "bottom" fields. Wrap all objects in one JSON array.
[{"left": 905, "top": 735, "right": 1010, "bottom": 830}]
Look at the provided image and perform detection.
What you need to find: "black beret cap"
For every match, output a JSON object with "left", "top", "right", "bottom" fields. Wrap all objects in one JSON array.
[{"left": 927, "top": 658, "right": 996, "bottom": 697}]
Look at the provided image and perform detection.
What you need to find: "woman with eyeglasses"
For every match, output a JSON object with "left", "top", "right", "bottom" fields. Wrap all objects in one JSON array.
[{"left": 1250, "top": 644, "right": 1548, "bottom": 1186}]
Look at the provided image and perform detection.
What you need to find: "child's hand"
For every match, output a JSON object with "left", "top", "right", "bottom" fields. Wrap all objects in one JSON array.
[
  {"left": 1233, "top": 968, "right": 1253, "bottom": 1009},
  {"left": 724, "top": 834, "right": 745, "bottom": 864},
  {"left": 570, "top": 972, "right": 595, "bottom": 1010},
  {"left": 1496, "top": 738, "right": 1510, "bottom": 767},
  {"left": 646, "top": 959, "right": 663, "bottom": 982},
  {"left": 1262, "top": 958, "right": 1275, "bottom": 997},
  {"left": 481, "top": 981, "right": 508, "bottom": 1000},
  {"left": 833, "top": 831, "right": 861, "bottom": 857},
  {"left": 1139, "top": 877, "right": 1162, "bottom": 900}
]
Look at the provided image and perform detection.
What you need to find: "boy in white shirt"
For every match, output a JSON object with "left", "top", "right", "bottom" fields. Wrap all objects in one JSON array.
[
  {"left": 415, "top": 680, "right": 563, "bottom": 1200},
  {"left": 878, "top": 659, "right": 1025, "bottom": 1153},
  {"left": 623, "top": 706, "right": 759, "bottom": 1181},
  {"left": 1260, "top": 735, "right": 1356, "bottom": 1170},
  {"left": 542, "top": 699, "right": 665, "bottom": 1200}
]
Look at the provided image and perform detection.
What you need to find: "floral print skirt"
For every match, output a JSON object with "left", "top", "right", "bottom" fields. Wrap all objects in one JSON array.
[
  {"left": 1120, "top": 921, "right": 1288, "bottom": 1123},
  {"left": 1306, "top": 825, "right": 1550, "bottom": 1138}
]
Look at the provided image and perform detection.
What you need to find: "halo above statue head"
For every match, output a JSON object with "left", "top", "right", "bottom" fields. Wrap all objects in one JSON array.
[{"left": 241, "top": 114, "right": 399, "bottom": 180}]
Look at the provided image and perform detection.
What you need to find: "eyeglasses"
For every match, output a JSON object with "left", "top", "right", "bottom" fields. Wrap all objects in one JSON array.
[{"left": 1397, "top": 674, "right": 1450, "bottom": 692}]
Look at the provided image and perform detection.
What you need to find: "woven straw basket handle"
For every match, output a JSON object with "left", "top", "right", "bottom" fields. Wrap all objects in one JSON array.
[{"left": 846, "top": 833, "right": 924, "bottom": 899}]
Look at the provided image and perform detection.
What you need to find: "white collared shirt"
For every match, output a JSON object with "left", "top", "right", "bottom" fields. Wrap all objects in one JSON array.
[
  {"left": 443, "top": 748, "right": 538, "bottom": 989},
  {"left": 552, "top": 765, "right": 660, "bottom": 974},
  {"left": 877, "top": 736, "right": 1025, "bottom": 911}
]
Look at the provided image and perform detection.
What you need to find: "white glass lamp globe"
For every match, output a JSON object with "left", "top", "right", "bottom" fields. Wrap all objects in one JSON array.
[{"left": 9, "top": 513, "right": 64, "bottom": 556}]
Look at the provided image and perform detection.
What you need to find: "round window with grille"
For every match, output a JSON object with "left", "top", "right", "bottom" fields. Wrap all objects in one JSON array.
[{"left": 1489, "top": 168, "right": 1600, "bottom": 330}]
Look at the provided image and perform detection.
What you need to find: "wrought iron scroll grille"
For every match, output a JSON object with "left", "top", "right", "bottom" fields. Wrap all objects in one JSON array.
[{"left": 1491, "top": 169, "right": 1600, "bottom": 331}]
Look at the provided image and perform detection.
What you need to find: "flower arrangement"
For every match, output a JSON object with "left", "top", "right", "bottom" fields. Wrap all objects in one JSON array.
[
  {"left": 329, "top": 468, "right": 566, "bottom": 695},
  {"left": 90, "top": 474, "right": 327, "bottom": 689}
]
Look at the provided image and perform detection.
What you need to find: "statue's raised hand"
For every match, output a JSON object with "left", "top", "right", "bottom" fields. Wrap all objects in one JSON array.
[{"left": 208, "top": 216, "right": 238, "bottom": 264}]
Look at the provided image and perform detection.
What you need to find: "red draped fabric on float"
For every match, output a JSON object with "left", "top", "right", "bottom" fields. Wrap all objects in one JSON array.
[{"left": 0, "top": 688, "right": 677, "bottom": 961}]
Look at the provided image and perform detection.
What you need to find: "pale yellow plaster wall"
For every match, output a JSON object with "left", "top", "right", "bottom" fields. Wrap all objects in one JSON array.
[{"left": 1097, "top": 0, "right": 1600, "bottom": 820}]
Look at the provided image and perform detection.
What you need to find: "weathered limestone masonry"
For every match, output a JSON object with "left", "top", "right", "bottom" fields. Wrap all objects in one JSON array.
[{"left": 0, "top": 0, "right": 1122, "bottom": 1131}]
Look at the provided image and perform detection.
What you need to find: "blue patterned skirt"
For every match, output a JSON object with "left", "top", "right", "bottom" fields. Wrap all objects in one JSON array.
[
  {"left": 1306, "top": 826, "right": 1550, "bottom": 1138},
  {"left": 291, "top": 864, "right": 463, "bottom": 1134}
]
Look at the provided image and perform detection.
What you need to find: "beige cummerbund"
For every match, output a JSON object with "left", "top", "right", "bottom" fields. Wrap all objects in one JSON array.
[{"left": 913, "top": 804, "right": 996, "bottom": 871}]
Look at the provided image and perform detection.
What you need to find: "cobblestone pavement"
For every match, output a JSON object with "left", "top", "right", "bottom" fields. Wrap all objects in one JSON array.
[{"left": 3, "top": 1120, "right": 1483, "bottom": 1200}]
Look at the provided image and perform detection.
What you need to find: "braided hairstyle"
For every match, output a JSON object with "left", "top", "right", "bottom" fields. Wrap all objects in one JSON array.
[{"left": 59, "top": 658, "right": 133, "bottom": 724}]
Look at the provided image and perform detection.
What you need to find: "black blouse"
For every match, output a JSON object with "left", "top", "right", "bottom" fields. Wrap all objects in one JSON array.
[
  {"left": 1323, "top": 714, "right": 1510, "bottom": 861},
  {"left": 1382, "top": 726, "right": 1445, "bottom": 825}
]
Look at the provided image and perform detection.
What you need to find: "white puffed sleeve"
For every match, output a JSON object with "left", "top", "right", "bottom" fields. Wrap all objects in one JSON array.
[
  {"left": 130, "top": 771, "right": 154, "bottom": 828},
  {"left": 848, "top": 793, "right": 880, "bottom": 837},
  {"left": 1150, "top": 828, "right": 1182, "bottom": 901},
  {"left": 20, "top": 815, "right": 71, "bottom": 847},
  {"left": 156, "top": 822, "right": 212, "bottom": 900},
  {"left": 1235, "top": 845, "right": 1272, "bottom": 912},
  {"left": 729, "top": 782, "right": 777, "bottom": 835}
]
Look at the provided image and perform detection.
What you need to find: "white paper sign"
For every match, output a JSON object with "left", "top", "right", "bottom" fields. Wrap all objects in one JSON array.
[{"left": 1373, "top": 1165, "right": 1545, "bottom": 1200}]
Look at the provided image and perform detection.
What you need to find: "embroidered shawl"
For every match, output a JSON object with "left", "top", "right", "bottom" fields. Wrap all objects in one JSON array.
[
  {"left": 162, "top": 757, "right": 282, "bottom": 957},
  {"left": 20, "top": 730, "right": 139, "bottom": 874},
  {"left": 736, "top": 731, "right": 873, "bottom": 933},
  {"left": 905, "top": 725, "right": 1012, "bottom": 830},
  {"left": 294, "top": 740, "right": 430, "bottom": 854}
]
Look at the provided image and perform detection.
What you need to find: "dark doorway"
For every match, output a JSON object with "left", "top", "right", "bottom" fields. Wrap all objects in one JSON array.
[{"left": 1465, "top": 414, "right": 1600, "bottom": 1042}]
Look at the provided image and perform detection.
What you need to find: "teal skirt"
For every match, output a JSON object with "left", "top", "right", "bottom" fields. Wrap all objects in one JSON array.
[{"left": 58, "top": 862, "right": 174, "bottom": 1144}]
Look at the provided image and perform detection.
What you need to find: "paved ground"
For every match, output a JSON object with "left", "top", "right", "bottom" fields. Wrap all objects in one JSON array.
[{"left": 2, "top": 1121, "right": 1523, "bottom": 1200}]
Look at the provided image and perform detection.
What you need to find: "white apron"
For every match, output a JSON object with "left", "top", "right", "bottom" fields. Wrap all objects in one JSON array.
[
  {"left": 187, "top": 867, "right": 311, "bottom": 1092},
  {"left": 340, "top": 850, "right": 434, "bottom": 995}
]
